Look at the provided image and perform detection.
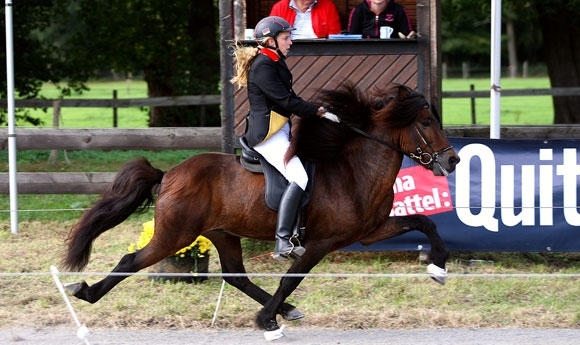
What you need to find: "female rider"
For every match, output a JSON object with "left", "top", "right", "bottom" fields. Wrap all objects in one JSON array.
[{"left": 231, "top": 16, "right": 338, "bottom": 260}]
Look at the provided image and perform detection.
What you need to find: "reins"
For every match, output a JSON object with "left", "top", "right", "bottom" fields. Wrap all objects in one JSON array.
[{"left": 346, "top": 122, "right": 453, "bottom": 168}]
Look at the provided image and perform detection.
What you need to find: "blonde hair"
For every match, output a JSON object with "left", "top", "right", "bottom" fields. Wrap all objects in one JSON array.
[{"left": 230, "top": 38, "right": 274, "bottom": 88}]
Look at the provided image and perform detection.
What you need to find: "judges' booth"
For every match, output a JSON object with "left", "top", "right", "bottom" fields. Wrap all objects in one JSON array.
[{"left": 220, "top": 0, "right": 440, "bottom": 152}]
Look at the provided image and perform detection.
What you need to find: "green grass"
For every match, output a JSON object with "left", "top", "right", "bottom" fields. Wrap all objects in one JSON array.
[
  {"left": 20, "top": 80, "right": 149, "bottom": 128},
  {"left": 2, "top": 222, "right": 580, "bottom": 331},
  {"left": 442, "top": 77, "right": 553, "bottom": 125},
  {"left": 0, "top": 149, "right": 204, "bottom": 222}
]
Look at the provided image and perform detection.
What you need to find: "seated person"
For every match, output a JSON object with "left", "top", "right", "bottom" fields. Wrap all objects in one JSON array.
[
  {"left": 347, "top": 0, "right": 413, "bottom": 39},
  {"left": 270, "top": 0, "right": 341, "bottom": 39}
]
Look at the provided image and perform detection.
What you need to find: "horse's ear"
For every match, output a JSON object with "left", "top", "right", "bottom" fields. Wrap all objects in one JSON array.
[{"left": 397, "top": 85, "right": 412, "bottom": 100}]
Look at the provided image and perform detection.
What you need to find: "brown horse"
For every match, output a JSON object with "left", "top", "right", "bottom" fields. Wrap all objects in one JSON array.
[{"left": 62, "top": 83, "right": 460, "bottom": 338}]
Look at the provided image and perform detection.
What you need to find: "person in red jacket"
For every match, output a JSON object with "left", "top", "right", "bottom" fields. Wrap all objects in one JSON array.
[{"left": 270, "top": 0, "right": 341, "bottom": 39}]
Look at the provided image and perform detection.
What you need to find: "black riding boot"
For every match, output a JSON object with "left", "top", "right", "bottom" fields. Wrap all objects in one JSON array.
[{"left": 273, "top": 182, "right": 306, "bottom": 261}]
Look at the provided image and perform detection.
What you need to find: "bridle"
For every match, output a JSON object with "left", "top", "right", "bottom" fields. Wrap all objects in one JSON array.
[
  {"left": 408, "top": 124, "right": 453, "bottom": 165},
  {"left": 346, "top": 119, "right": 453, "bottom": 171}
]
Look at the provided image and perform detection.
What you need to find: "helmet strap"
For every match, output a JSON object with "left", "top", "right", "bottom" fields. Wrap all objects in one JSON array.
[
  {"left": 262, "top": 37, "right": 286, "bottom": 59},
  {"left": 273, "top": 36, "right": 286, "bottom": 60}
]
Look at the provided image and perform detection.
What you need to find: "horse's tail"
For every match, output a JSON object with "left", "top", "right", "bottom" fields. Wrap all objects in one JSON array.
[{"left": 62, "top": 157, "right": 164, "bottom": 271}]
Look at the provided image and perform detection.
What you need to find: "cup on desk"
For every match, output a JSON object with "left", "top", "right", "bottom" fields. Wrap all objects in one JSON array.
[
  {"left": 380, "top": 26, "right": 394, "bottom": 39},
  {"left": 244, "top": 29, "right": 255, "bottom": 40}
]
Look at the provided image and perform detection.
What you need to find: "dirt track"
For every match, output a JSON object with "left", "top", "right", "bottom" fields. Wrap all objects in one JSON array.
[{"left": 3, "top": 327, "right": 580, "bottom": 345}]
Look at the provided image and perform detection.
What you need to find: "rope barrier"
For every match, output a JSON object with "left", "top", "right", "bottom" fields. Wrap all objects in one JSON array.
[
  {"left": 4, "top": 271, "right": 580, "bottom": 279},
  {"left": 50, "top": 266, "right": 91, "bottom": 345},
  {"left": 211, "top": 280, "right": 227, "bottom": 327}
]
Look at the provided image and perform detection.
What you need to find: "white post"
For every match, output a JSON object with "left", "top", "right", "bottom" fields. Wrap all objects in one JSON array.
[
  {"left": 490, "top": 0, "right": 502, "bottom": 139},
  {"left": 5, "top": 0, "right": 18, "bottom": 234}
]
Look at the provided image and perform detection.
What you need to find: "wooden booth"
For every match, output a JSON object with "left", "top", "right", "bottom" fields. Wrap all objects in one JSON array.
[{"left": 220, "top": 0, "right": 440, "bottom": 150}]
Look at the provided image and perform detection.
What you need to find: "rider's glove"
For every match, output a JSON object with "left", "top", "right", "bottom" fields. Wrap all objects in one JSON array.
[{"left": 322, "top": 112, "right": 340, "bottom": 123}]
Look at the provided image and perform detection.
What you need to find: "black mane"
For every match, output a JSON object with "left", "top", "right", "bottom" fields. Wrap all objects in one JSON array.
[{"left": 287, "top": 82, "right": 431, "bottom": 162}]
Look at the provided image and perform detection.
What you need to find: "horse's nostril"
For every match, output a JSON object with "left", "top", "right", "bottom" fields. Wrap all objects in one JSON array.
[{"left": 449, "top": 156, "right": 460, "bottom": 167}]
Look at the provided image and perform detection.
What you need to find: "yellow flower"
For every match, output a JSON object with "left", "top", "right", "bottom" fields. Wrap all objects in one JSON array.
[{"left": 127, "top": 219, "right": 212, "bottom": 258}]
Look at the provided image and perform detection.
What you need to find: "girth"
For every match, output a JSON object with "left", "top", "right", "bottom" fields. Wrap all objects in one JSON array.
[{"left": 238, "top": 137, "right": 315, "bottom": 211}]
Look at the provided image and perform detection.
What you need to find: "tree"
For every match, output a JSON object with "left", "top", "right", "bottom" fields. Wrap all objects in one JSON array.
[
  {"left": 52, "top": 0, "right": 220, "bottom": 127},
  {"left": 0, "top": 1, "right": 87, "bottom": 126},
  {"left": 532, "top": 0, "right": 580, "bottom": 123},
  {"left": 442, "top": 0, "right": 580, "bottom": 123}
]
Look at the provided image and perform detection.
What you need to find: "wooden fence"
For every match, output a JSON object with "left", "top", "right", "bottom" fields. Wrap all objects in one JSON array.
[{"left": 1, "top": 88, "right": 579, "bottom": 194}]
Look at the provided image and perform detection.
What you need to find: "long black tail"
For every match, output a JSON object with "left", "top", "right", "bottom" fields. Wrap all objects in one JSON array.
[{"left": 62, "top": 158, "right": 164, "bottom": 271}]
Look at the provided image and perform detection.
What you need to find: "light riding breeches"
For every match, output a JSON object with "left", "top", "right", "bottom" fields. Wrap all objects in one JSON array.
[{"left": 254, "top": 123, "right": 308, "bottom": 191}]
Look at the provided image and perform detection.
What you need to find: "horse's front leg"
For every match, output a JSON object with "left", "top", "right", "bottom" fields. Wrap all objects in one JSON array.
[
  {"left": 359, "top": 215, "right": 449, "bottom": 284},
  {"left": 204, "top": 231, "right": 304, "bottom": 321}
]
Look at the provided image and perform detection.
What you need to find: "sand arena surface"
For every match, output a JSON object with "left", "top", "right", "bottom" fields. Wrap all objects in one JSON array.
[{"left": 2, "top": 327, "right": 580, "bottom": 345}]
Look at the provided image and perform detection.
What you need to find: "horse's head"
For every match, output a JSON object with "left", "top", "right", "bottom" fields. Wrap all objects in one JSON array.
[{"left": 373, "top": 85, "right": 460, "bottom": 176}]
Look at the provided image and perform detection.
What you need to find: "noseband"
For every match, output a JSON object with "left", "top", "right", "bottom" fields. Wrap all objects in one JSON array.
[{"left": 408, "top": 124, "right": 453, "bottom": 166}]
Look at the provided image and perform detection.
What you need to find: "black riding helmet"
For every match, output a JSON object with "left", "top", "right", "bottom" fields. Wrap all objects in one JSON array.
[{"left": 254, "top": 16, "right": 295, "bottom": 58}]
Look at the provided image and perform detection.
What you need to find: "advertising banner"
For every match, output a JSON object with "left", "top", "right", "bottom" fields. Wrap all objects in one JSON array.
[{"left": 345, "top": 137, "right": 580, "bottom": 252}]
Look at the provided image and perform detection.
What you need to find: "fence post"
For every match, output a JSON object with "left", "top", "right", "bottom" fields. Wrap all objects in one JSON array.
[
  {"left": 48, "top": 100, "right": 61, "bottom": 166},
  {"left": 113, "top": 90, "right": 118, "bottom": 127},
  {"left": 470, "top": 84, "right": 476, "bottom": 124},
  {"left": 462, "top": 62, "right": 470, "bottom": 79}
]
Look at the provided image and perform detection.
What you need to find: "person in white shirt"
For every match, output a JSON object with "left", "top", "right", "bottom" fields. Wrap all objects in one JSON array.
[{"left": 270, "top": 0, "right": 341, "bottom": 39}]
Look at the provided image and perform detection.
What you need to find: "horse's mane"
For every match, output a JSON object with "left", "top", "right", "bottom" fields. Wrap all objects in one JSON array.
[{"left": 286, "top": 82, "right": 433, "bottom": 162}]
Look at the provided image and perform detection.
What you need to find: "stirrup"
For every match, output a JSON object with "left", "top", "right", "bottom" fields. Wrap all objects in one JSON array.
[
  {"left": 273, "top": 236, "right": 305, "bottom": 261},
  {"left": 288, "top": 234, "right": 306, "bottom": 259}
]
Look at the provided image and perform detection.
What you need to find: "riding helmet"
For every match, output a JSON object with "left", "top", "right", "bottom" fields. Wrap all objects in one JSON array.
[{"left": 254, "top": 16, "right": 295, "bottom": 40}]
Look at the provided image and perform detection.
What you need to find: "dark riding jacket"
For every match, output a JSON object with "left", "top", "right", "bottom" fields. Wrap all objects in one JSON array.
[
  {"left": 347, "top": 0, "right": 412, "bottom": 39},
  {"left": 244, "top": 48, "right": 319, "bottom": 147}
]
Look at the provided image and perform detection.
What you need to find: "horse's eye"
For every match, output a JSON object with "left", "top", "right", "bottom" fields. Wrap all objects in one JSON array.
[{"left": 421, "top": 119, "right": 431, "bottom": 127}]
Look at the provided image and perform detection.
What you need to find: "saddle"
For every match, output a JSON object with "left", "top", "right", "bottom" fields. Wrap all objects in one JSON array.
[{"left": 238, "top": 137, "right": 315, "bottom": 212}]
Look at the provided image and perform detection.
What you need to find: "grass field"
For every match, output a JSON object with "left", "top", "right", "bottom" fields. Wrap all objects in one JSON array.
[
  {"left": 442, "top": 77, "right": 553, "bottom": 125},
  {"left": 20, "top": 80, "right": 149, "bottom": 128},
  {"left": 2, "top": 221, "right": 580, "bottom": 331},
  {"left": 0, "top": 149, "right": 203, "bottom": 222},
  {"left": 19, "top": 77, "right": 555, "bottom": 128}
]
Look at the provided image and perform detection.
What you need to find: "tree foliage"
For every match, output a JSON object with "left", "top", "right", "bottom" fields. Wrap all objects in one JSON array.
[
  {"left": 51, "top": 0, "right": 220, "bottom": 126},
  {"left": 0, "top": 1, "right": 87, "bottom": 125},
  {"left": 442, "top": 0, "right": 580, "bottom": 122},
  {"left": 1, "top": 0, "right": 220, "bottom": 127},
  {"left": 441, "top": 0, "right": 542, "bottom": 71}
]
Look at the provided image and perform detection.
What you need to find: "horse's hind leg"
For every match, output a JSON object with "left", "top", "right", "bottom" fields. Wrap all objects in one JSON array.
[
  {"left": 203, "top": 231, "right": 304, "bottom": 321},
  {"left": 400, "top": 215, "right": 448, "bottom": 267},
  {"left": 66, "top": 244, "right": 177, "bottom": 304},
  {"left": 256, "top": 245, "right": 330, "bottom": 333}
]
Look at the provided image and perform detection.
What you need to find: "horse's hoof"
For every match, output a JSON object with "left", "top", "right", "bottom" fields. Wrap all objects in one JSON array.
[
  {"left": 264, "top": 325, "right": 286, "bottom": 341},
  {"left": 64, "top": 281, "right": 87, "bottom": 295},
  {"left": 427, "top": 263, "right": 447, "bottom": 285},
  {"left": 281, "top": 307, "right": 304, "bottom": 321}
]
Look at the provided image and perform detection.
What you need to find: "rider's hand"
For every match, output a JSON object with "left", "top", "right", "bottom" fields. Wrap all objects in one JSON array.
[{"left": 321, "top": 112, "right": 340, "bottom": 123}]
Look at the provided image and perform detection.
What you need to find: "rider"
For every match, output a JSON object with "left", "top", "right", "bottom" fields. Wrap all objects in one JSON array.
[{"left": 231, "top": 16, "right": 338, "bottom": 260}]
